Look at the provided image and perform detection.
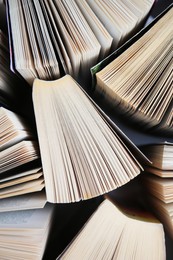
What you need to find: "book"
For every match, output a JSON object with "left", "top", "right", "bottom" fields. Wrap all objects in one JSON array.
[
  {"left": 0, "top": 194, "right": 102, "bottom": 260},
  {"left": 0, "top": 203, "right": 54, "bottom": 260},
  {"left": 0, "top": 107, "right": 33, "bottom": 150},
  {"left": 6, "top": 0, "right": 100, "bottom": 84},
  {"left": 75, "top": 0, "right": 113, "bottom": 60},
  {"left": 0, "top": 107, "right": 44, "bottom": 199},
  {"left": 57, "top": 199, "right": 166, "bottom": 260},
  {"left": 142, "top": 142, "right": 173, "bottom": 173},
  {"left": 94, "top": 5, "right": 173, "bottom": 133},
  {"left": 44, "top": 198, "right": 103, "bottom": 260},
  {"left": 6, "top": 0, "right": 154, "bottom": 85},
  {"left": 86, "top": 0, "right": 155, "bottom": 48},
  {"left": 6, "top": 0, "right": 60, "bottom": 85},
  {"left": 33, "top": 74, "right": 149, "bottom": 203},
  {"left": 142, "top": 142, "right": 173, "bottom": 238},
  {"left": 143, "top": 174, "right": 173, "bottom": 204}
]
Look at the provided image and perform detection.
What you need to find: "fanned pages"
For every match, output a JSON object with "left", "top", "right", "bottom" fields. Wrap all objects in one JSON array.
[
  {"left": 0, "top": 203, "right": 54, "bottom": 260},
  {"left": 86, "top": 0, "right": 155, "bottom": 48},
  {"left": 7, "top": 0, "right": 60, "bottom": 85},
  {"left": 0, "top": 107, "right": 32, "bottom": 151},
  {"left": 0, "top": 171, "right": 44, "bottom": 199},
  {"left": 33, "top": 75, "right": 146, "bottom": 203},
  {"left": 0, "top": 107, "right": 44, "bottom": 199},
  {"left": 95, "top": 6, "right": 173, "bottom": 133},
  {"left": 6, "top": 0, "right": 100, "bottom": 83},
  {"left": 6, "top": 0, "right": 154, "bottom": 85},
  {"left": 7, "top": 0, "right": 39, "bottom": 85},
  {"left": 53, "top": 0, "right": 101, "bottom": 80},
  {"left": 45, "top": 0, "right": 81, "bottom": 78},
  {"left": 74, "top": 0, "right": 113, "bottom": 59},
  {"left": 0, "top": 140, "right": 39, "bottom": 173},
  {"left": 57, "top": 200, "right": 166, "bottom": 260}
]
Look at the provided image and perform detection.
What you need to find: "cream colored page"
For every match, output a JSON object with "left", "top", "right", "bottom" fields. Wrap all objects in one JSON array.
[
  {"left": 0, "top": 178, "right": 44, "bottom": 197},
  {"left": 0, "top": 203, "right": 53, "bottom": 229},
  {"left": 0, "top": 172, "right": 43, "bottom": 189},
  {"left": 75, "top": 0, "right": 113, "bottom": 58},
  {"left": 0, "top": 167, "right": 42, "bottom": 183},
  {"left": 0, "top": 191, "right": 46, "bottom": 212}
]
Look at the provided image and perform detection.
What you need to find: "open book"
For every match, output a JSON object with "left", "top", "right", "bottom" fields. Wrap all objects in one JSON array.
[
  {"left": 0, "top": 203, "right": 54, "bottom": 260},
  {"left": 86, "top": 0, "right": 154, "bottom": 49},
  {"left": 142, "top": 142, "right": 173, "bottom": 238},
  {"left": 6, "top": 0, "right": 154, "bottom": 85},
  {"left": 33, "top": 74, "right": 149, "bottom": 203},
  {"left": 57, "top": 199, "right": 166, "bottom": 260},
  {"left": 0, "top": 107, "right": 44, "bottom": 200},
  {"left": 94, "top": 5, "right": 173, "bottom": 133}
]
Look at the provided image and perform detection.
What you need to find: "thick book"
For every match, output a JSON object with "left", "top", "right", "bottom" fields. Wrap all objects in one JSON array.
[
  {"left": 33, "top": 74, "right": 149, "bottom": 203},
  {"left": 57, "top": 199, "right": 166, "bottom": 260},
  {"left": 142, "top": 142, "right": 173, "bottom": 238},
  {"left": 142, "top": 142, "right": 173, "bottom": 173},
  {"left": 6, "top": 0, "right": 154, "bottom": 85},
  {"left": 93, "top": 5, "right": 173, "bottom": 134}
]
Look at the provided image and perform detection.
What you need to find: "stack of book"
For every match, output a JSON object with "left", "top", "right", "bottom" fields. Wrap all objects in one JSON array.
[
  {"left": 0, "top": 105, "right": 50, "bottom": 259},
  {"left": 142, "top": 142, "right": 173, "bottom": 238}
]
